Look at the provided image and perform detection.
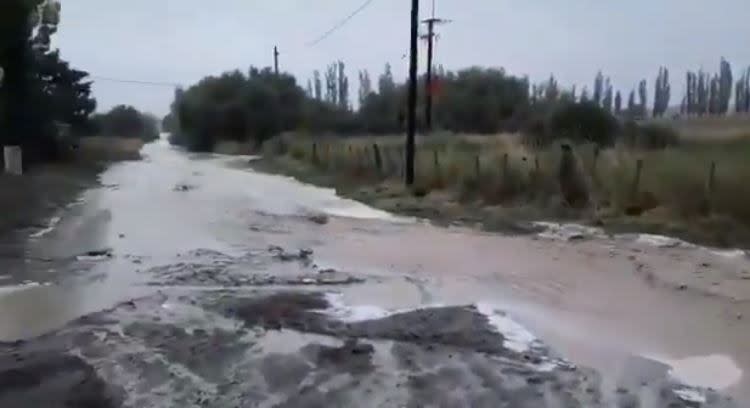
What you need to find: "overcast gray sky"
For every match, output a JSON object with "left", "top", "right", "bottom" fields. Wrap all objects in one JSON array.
[{"left": 55, "top": 0, "right": 749, "bottom": 116}]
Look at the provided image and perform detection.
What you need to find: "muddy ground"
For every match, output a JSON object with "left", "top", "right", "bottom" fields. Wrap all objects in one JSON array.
[
  {"left": 0, "top": 247, "right": 732, "bottom": 407},
  {"left": 0, "top": 139, "right": 747, "bottom": 407}
]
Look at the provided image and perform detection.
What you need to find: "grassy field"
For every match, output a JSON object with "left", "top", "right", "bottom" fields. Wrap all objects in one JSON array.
[
  {"left": 255, "top": 118, "right": 750, "bottom": 248},
  {"left": 0, "top": 137, "right": 144, "bottom": 238}
]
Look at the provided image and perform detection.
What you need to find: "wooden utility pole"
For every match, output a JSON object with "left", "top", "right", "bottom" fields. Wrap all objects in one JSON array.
[
  {"left": 273, "top": 46, "right": 279, "bottom": 75},
  {"left": 405, "top": 0, "right": 419, "bottom": 186},
  {"left": 421, "top": 1, "right": 449, "bottom": 132}
]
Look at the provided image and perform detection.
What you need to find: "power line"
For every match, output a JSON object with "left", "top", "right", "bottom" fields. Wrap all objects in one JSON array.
[
  {"left": 90, "top": 75, "right": 181, "bottom": 88},
  {"left": 306, "top": 0, "right": 377, "bottom": 47}
]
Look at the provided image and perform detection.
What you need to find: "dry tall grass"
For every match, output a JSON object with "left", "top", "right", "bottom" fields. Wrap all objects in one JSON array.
[
  {"left": 75, "top": 137, "right": 144, "bottom": 162},
  {"left": 271, "top": 126, "right": 750, "bottom": 233}
]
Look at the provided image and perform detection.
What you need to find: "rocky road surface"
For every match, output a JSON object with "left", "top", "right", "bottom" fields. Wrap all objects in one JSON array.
[{"left": 0, "top": 138, "right": 745, "bottom": 407}]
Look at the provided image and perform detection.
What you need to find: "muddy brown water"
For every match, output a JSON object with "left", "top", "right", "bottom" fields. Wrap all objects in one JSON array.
[{"left": 0, "top": 136, "right": 748, "bottom": 407}]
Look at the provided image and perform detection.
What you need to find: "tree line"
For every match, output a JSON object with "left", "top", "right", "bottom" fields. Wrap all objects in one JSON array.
[
  {"left": 165, "top": 54, "right": 750, "bottom": 152},
  {"left": 572, "top": 58, "right": 749, "bottom": 118},
  {"left": 1, "top": 1, "right": 158, "bottom": 166},
  {"left": 166, "top": 62, "right": 533, "bottom": 151}
]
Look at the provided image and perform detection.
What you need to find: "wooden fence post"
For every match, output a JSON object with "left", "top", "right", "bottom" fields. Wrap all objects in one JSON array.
[
  {"left": 311, "top": 142, "right": 318, "bottom": 165},
  {"left": 399, "top": 146, "right": 405, "bottom": 179},
  {"left": 501, "top": 153, "right": 509, "bottom": 178},
  {"left": 373, "top": 143, "right": 383, "bottom": 173},
  {"left": 707, "top": 161, "right": 717, "bottom": 194},
  {"left": 706, "top": 161, "right": 717, "bottom": 213},
  {"left": 363, "top": 147, "right": 369, "bottom": 170},
  {"left": 474, "top": 155, "right": 481, "bottom": 180},
  {"left": 631, "top": 159, "right": 643, "bottom": 199},
  {"left": 592, "top": 145, "right": 600, "bottom": 184}
]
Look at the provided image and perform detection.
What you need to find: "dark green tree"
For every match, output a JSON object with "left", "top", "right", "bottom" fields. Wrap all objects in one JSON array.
[
  {"left": 94, "top": 105, "right": 158, "bottom": 141},
  {"left": 358, "top": 69, "right": 372, "bottom": 107},
  {"left": 685, "top": 71, "right": 698, "bottom": 115},
  {"left": 718, "top": 58, "right": 733, "bottom": 114},
  {"left": 324, "top": 63, "right": 337, "bottom": 105},
  {"left": 709, "top": 74, "right": 720, "bottom": 115},
  {"left": 337, "top": 61, "right": 349, "bottom": 110},
  {"left": 0, "top": 1, "right": 59, "bottom": 151},
  {"left": 736, "top": 68, "right": 750, "bottom": 113},
  {"left": 547, "top": 101, "right": 618, "bottom": 146},
  {"left": 653, "top": 66, "right": 670, "bottom": 117},
  {"left": 697, "top": 71, "right": 708, "bottom": 115},
  {"left": 627, "top": 89, "right": 636, "bottom": 115},
  {"left": 593, "top": 71, "right": 604, "bottom": 106},
  {"left": 614, "top": 91, "right": 622, "bottom": 115},
  {"left": 313, "top": 70, "right": 322, "bottom": 100},
  {"left": 637, "top": 80, "right": 648, "bottom": 118},
  {"left": 37, "top": 50, "right": 96, "bottom": 134},
  {"left": 602, "top": 78, "right": 613, "bottom": 112},
  {"left": 580, "top": 87, "right": 590, "bottom": 103},
  {"left": 378, "top": 63, "right": 395, "bottom": 95}
]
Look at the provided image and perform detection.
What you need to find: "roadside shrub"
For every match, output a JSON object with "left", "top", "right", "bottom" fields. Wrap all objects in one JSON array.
[
  {"left": 634, "top": 123, "right": 680, "bottom": 149},
  {"left": 92, "top": 105, "right": 159, "bottom": 142},
  {"left": 522, "top": 102, "right": 619, "bottom": 147},
  {"left": 547, "top": 101, "right": 619, "bottom": 146},
  {"left": 620, "top": 121, "right": 680, "bottom": 150},
  {"left": 261, "top": 133, "right": 295, "bottom": 156}
]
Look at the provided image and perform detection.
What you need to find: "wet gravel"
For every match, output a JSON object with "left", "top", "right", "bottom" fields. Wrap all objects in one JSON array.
[{"left": 0, "top": 281, "right": 738, "bottom": 407}]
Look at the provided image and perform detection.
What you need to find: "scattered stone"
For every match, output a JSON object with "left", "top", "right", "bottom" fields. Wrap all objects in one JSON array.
[
  {"left": 527, "top": 376, "right": 544, "bottom": 385},
  {"left": 737, "top": 313, "right": 743, "bottom": 320},
  {"left": 118, "top": 233, "right": 125, "bottom": 238},
  {"left": 268, "top": 245, "right": 313, "bottom": 262},
  {"left": 677, "top": 284, "right": 688, "bottom": 291},
  {"left": 76, "top": 248, "right": 114, "bottom": 261},
  {"left": 700, "top": 262, "right": 711, "bottom": 268},
  {"left": 173, "top": 183, "right": 194, "bottom": 192},
  {"left": 306, "top": 213, "right": 329, "bottom": 225}
]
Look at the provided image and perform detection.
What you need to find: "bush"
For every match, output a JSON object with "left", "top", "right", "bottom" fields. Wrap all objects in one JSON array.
[
  {"left": 522, "top": 101, "right": 619, "bottom": 147},
  {"left": 93, "top": 105, "right": 159, "bottom": 142},
  {"left": 634, "top": 123, "right": 680, "bottom": 149},
  {"left": 547, "top": 101, "right": 619, "bottom": 146}
]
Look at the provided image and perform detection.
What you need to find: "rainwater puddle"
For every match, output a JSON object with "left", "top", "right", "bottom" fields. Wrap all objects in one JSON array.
[{"left": 645, "top": 353, "right": 743, "bottom": 390}]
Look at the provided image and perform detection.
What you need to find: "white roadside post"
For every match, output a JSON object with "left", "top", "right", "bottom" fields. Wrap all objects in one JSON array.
[
  {"left": 0, "top": 67, "right": 23, "bottom": 175},
  {"left": 3, "top": 146, "right": 23, "bottom": 175}
]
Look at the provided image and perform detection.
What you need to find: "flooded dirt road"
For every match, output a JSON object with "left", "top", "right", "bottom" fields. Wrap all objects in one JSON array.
[{"left": 1, "top": 138, "right": 748, "bottom": 407}]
